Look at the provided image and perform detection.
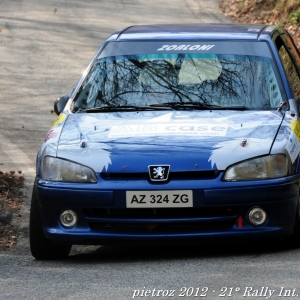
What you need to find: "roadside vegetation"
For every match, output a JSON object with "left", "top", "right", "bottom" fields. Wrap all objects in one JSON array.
[
  {"left": 219, "top": 0, "right": 300, "bottom": 48},
  {"left": 0, "top": 171, "right": 25, "bottom": 250}
]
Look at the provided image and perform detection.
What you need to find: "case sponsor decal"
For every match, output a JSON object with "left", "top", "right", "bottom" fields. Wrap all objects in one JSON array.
[{"left": 108, "top": 123, "right": 228, "bottom": 138}]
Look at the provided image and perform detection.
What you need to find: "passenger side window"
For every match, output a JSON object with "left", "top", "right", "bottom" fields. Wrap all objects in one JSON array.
[
  {"left": 283, "top": 34, "right": 300, "bottom": 70},
  {"left": 276, "top": 36, "right": 300, "bottom": 100}
]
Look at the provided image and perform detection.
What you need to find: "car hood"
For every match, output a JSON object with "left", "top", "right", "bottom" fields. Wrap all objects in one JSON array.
[{"left": 50, "top": 110, "right": 291, "bottom": 173}]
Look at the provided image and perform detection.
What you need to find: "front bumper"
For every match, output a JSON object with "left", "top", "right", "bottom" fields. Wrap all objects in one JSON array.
[{"left": 35, "top": 173, "right": 300, "bottom": 244}]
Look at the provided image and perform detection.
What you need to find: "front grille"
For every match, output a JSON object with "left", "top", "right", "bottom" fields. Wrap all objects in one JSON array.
[
  {"left": 88, "top": 220, "right": 235, "bottom": 234},
  {"left": 100, "top": 170, "right": 220, "bottom": 181},
  {"left": 83, "top": 207, "right": 238, "bottom": 219},
  {"left": 84, "top": 207, "right": 237, "bottom": 235}
]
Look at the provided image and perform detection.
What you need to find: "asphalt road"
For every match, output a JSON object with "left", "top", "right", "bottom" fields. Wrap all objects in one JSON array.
[{"left": 1, "top": 1, "right": 300, "bottom": 300}]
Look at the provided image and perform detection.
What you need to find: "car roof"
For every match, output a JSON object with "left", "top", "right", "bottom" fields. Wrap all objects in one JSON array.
[{"left": 110, "top": 23, "right": 280, "bottom": 42}]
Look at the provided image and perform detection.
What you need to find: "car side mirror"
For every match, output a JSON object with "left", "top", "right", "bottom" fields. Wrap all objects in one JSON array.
[{"left": 54, "top": 94, "right": 69, "bottom": 115}]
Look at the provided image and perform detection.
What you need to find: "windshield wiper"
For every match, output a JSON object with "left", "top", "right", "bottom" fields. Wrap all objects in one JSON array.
[
  {"left": 85, "top": 105, "right": 172, "bottom": 113},
  {"left": 85, "top": 103, "right": 251, "bottom": 113},
  {"left": 149, "top": 101, "right": 218, "bottom": 109},
  {"left": 149, "top": 102, "right": 250, "bottom": 110},
  {"left": 149, "top": 102, "right": 221, "bottom": 110}
]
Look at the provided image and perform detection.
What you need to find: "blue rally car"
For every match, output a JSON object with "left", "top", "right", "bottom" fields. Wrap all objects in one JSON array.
[{"left": 30, "top": 24, "right": 300, "bottom": 259}]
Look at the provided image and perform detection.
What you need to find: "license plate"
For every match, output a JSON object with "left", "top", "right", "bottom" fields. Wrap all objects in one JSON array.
[{"left": 126, "top": 190, "right": 193, "bottom": 208}]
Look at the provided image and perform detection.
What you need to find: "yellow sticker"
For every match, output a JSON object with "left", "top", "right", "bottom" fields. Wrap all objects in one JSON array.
[
  {"left": 290, "top": 120, "right": 300, "bottom": 141},
  {"left": 51, "top": 113, "right": 67, "bottom": 128}
]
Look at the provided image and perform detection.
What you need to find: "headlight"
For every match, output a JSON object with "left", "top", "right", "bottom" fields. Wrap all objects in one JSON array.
[
  {"left": 41, "top": 156, "right": 97, "bottom": 183},
  {"left": 224, "top": 154, "right": 288, "bottom": 181}
]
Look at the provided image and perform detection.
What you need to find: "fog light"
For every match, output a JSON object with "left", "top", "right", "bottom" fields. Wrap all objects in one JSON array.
[
  {"left": 248, "top": 207, "right": 267, "bottom": 226},
  {"left": 60, "top": 210, "right": 77, "bottom": 228}
]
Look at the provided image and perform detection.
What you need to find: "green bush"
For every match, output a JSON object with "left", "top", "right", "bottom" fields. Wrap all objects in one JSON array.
[{"left": 289, "top": 8, "right": 300, "bottom": 23}]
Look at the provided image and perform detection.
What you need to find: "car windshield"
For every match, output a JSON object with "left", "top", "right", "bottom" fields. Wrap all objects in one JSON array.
[{"left": 73, "top": 52, "right": 285, "bottom": 111}]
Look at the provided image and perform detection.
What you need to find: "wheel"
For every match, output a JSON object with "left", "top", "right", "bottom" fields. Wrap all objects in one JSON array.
[
  {"left": 29, "top": 188, "right": 71, "bottom": 260},
  {"left": 285, "top": 202, "right": 300, "bottom": 249}
]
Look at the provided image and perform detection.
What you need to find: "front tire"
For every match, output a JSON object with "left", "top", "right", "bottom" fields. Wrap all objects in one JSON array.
[{"left": 29, "top": 188, "right": 71, "bottom": 260}]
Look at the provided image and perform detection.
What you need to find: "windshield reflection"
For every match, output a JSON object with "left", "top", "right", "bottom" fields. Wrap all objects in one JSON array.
[{"left": 74, "top": 53, "right": 284, "bottom": 111}]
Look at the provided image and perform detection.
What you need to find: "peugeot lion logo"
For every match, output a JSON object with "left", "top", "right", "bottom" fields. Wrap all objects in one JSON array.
[{"left": 148, "top": 165, "right": 170, "bottom": 182}]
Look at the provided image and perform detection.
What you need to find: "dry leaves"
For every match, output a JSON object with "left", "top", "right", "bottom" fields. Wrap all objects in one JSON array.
[
  {"left": 0, "top": 171, "right": 26, "bottom": 250},
  {"left": 219, "top": 0, "right": 300, "bottom": 49}
]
